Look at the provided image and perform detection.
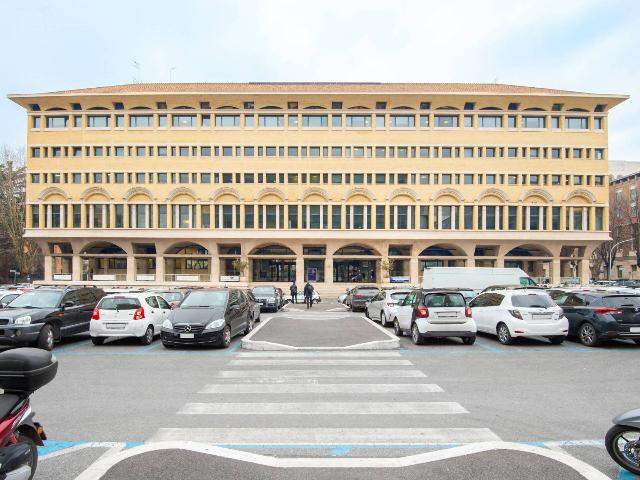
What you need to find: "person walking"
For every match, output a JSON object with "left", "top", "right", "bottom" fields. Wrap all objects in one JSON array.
[
  {"left": 290, "top": 281, "right": 298, "bottom": 304},
  {"left": 303, "top": 281, "right": 314, "bottom": 309}
]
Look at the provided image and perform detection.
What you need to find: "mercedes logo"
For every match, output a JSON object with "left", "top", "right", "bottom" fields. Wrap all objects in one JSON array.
[{"left": 184, "top": 325, "right": 192, "bottom": 332}]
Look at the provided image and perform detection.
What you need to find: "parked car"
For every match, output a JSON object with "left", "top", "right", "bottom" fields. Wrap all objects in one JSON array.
[
  {"left": 0, "top": 287, "right": 105, "bottom": 350},
  {"left": 366, "top": 289, "right": 412, "bottom": 327},
  {"left": 243, "top": 289, "right": 261, "bottom": 322},
  {"left": 275, "top": 287, "right": 285, "bottom": 309},
  {"left": 393, "top": 289, "right": 477, "bottom": 345},
  {"left": 251, "top": 286, "right": 280, "bottom": 312},
  {"left": 469, "top": 289, "right": 568, "bottom": 345},
  {"left": 90, "top": 293, "right": 172, "bottom": 345},
  {"left": 481, "top": 285, "right": 546, "bottom": 294},
  {"left": 554, "top": 291, "right": 640, "bottom": 347},
  {"left": 161, "top": 288, "right": 252, "bottom": 348},
  {"left": 338, "top": 288, "right": 354, "bottom": 304},
  {"left": 348, "top": 286, "right": 380, "bottom": 312},
  {"left": 284, "top": 290, "right": 321, "bottom": 305},
  {"left": 0, "top": 290, "right": 22, "bottom": 308},
  {"left": 147, "top": 289, "right": 189, "bottom": 308}
]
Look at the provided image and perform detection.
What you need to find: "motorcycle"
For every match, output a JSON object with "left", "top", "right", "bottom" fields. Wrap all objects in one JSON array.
[
  {"left": 0, "top": 348, "right": 58, "bottom": 480},
  {"left": 606, "top": 409, "right": 640, "bottom": 475}
]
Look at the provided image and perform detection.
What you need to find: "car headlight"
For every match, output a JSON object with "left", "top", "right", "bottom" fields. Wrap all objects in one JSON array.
[
  {"left": 14, "top": 315, "right": 31, "bottom": 325},
  {"left": 162, "top": 319, "right": 173, "bottom": 329},
  {"left": 205, "top": 318, "right": 225, "bottom": 330}
]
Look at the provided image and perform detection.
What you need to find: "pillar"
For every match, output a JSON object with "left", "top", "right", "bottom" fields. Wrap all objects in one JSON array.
[
  {"left": 466, "top": 258, "right": 475, "bottom": 267},
  {"left": 44, "top": 255, "right": 52, "bottom": 282},
  {"left": 126, "top": 256, "right": 135, "bottom": 283},
  {"left": 325, "top": 256, "right": 333, "bottom": 285},
  {"left": 210, "top": 255, "right": 220, "bottom": 284},
  {"left": 410, "top": 257, "right": 420, "bottom": 285},
  {"left": 155, "top": 255, "right": 165, "bottom": 283},
  {"left": 72, "top": 255, "right": 82, "bottom": 282},
  {"left": 495, "top": 257, "right": 505, "bottom": 268},
  {"left": 579, "top": 258, "right": 590, "bottom": 286},
  {"left": 296, "top": 255, "right": 305, "bottom": 285},
  {"left": 551, "top": 258, "right": 561, "bottom": 286}
]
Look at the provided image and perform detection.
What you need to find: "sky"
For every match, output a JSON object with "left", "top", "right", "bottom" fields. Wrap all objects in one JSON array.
[{"left": 0, "top": 0, "right": 639, "bottom": 159}]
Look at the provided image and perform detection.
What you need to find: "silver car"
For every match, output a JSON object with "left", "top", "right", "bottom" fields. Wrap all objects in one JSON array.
[
  {"left": 244, "top": 289, "right": 261, "bottom": 322},
  {"left": 366, "top": 289, "right": 412, "bottom": 327}
]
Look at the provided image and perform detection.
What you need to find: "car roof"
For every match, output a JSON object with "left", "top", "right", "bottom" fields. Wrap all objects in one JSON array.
[
  {"left": 482, "top": 288, "right": 548, "bottom": 295},
  {"left": 421, "top": 289, "right": 467, "bottom": 295}
]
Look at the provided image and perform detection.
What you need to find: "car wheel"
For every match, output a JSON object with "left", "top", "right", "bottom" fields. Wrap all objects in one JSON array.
[
  {"left": 462, "top": 336, "right": 476, "bottom": 345},
  {"left": 140, "top": 325, "right": 154, "bottom": 345},
  {"left": 548, "top": 336, "right": 565, "bottom": 345},
  {"left": 244, "top": 318, "right": 253, "bottom": 335},
  {"left": 219, "top": 325, "right": 231, "bottom": 349},
  {"left": 393, "top": 319, "right": 402, "bottom": 337},
  {"left": 380, "top": 312, "right": 388, "bottom": 327},
  {"left": 365, "top": 308, "right": 370, "bottom": 319},
  {"left": 411, "top": 323, "right": 424, "bottom": 345},
  {"left": 497, "top": 323, "right": 514, "bottom": 345},
  {"left": 37, "top": 324, "right": 54, "bottom": 351},
  {"left": 16, "top": 431, "right": 37, "bottom": 480},
  {"left": 91, "top": 337, "right": 105, "bottom": 346},
  {"left": 578, "top": 322, "right": 601, "bottom": 347}
]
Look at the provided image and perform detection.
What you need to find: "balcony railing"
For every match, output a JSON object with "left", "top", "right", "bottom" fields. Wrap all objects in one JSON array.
[
  {"left": 164, "top": 274, "right": 210, "bottom": 283},
  {"left": 82, "top": 273, "right": 127, "bottom": 282}
]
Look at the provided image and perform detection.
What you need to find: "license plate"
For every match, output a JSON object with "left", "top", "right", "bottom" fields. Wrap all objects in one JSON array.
[
  {"left": 105, "top": 323, "right": 126, "bottom": 330},
  {"left": 631, "top": 327, "right": 640, "bottom": 333},
  {"left": 180, "top": 333, "right": 195, "bottom": 339}
]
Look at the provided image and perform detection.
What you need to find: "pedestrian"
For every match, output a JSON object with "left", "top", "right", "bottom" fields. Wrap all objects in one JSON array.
[
  {"left": 290, "top": 281, "right": 298, "bottom": 304},
  {"left": 303, "top": 281, "right": 314, "bottom": 309}
]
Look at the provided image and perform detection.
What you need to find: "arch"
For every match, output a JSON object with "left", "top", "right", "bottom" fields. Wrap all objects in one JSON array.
[
  {"left": 435, "top": 106, "right": 459, "bottom": 110},
  {"left": 254, "top": 187, "right": 286, "bottom": 202},
  {"left": 166, "top": 187, "right": 198, "bottom": 202},
  {"left": 480, "top": 106, "right": 502, "bottom": 110},
  {"left": 430, "top": 188, "right": 464, "bottom": 203},
  {"left": 343, "top": 187, "right": 376, "bottom": 202},
  {"left": 211, "top": 187, "right": 242, "bottom": 202},
  {"left": 80, "top": 186, "right": 113, "bottom": 201},
  {"left": 568, "top": 108, "right": 589, "bottom": 112},
  {"left": 334, "top": 244, "right": 381, "bottom": 256},
  {"left": 391, "top": 105, "right": 414, "bottom": 110},
  {"left": 46, "top": 107, "right": 66, "bottom": 111},
  {"left": 476, "top": 188, "right": 509, "bottom": 203},
  {"left": 88, "top": 106, "right": 109, "bottom": 110},
  {"left": 418, "top": 243, "right": 469, "bottom": 257},
  {"left": 80, "top": 241, "right": 128, "bottom": 255},
  {"left": 303, "top": 105, "right": 326, "bottom": 109},
  {"left": 123, "top": 187, "right": 155, "bottom": 202},
  {"left": 217, "top": 105, "right": 239, "bottom": 109},
  {"left": 260, "top": 105, "right": 283, "bottom": 109},
  {"left": 390, "top": 187, "right": 418, "bottom": 202},
  {"left": 302, "top": 187, "right": 329, "bottom": 202},
  {"left": 37, "top": 186, "right": 71, "bottom": 201},
  {"left": 250, "top": 244, "right": 296, "bottom": 256},
  {"left": 164, "top": 242, "right": 209, "bottom": 255},
  {"left": 519, "top": 188, "right": 553, "bottom": 203},
  {"left": 524, "top": 107, "right": 545, "bottom": 111},
  {"left": 563, "top": 189, "right": 597, "bottom": 204},
  {"left": 347, "top": 106, "right": 370, "bottom": 110},
  {"left": 174, "top": 105, "right": 195, "bottom": 109},
  {"left": 131, "top": 106, "right": 151, "bottom": 110},
  {"left": 506, "top": 244, "right": 553, "bottom": 258}
]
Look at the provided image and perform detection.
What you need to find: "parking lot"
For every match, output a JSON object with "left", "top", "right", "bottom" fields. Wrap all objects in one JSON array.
[{"left": 19, "top": 300, "right": 639, "bottom": 479}]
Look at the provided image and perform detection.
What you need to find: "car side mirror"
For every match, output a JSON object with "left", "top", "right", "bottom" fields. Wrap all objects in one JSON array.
[{"left": 0, "top": 303, "right": 5, "bottom": 309}]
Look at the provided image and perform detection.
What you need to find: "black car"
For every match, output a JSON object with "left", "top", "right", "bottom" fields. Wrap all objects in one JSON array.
[
  {"left": 349, "top": 286, "right": 380, "bottom": 312},
  {"left": 161, "top": 288, "right": 252, "bottom": 348},
  {"left": 0, "top": 287, "right": 105, "bottom": 350},
  {"left": 554, "top": 291, "right": 640, "bottom": 347},
  {"left": 252, "top": 286, "right": 280, "bottom": 312}
]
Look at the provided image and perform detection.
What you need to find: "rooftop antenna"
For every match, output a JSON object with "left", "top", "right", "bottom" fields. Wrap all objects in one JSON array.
[
  {"left": 169, "top": 67, "right": 176, "bottom": 82},
  {"left": 132, "top": 60, "right": 141, "bottom": 83}
]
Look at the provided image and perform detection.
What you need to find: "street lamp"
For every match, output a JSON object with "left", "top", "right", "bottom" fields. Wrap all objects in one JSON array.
[{"left": 608, "top": 238, "right": 634, "bottom": 280}]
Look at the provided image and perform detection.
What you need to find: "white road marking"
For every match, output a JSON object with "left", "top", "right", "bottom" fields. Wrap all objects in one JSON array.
[
  {"left": 199, "top": 383, "right": 444, "bottom": 394},
  {"left": 73, "top": 443, "right": 126, "bottom": 480},
  {"left": 217, "top": 369, "right": 426, "bottom": 378},
  {"left": 236, "top": 351, "right": 402, "bottom": 358},
  {"left": 327, "top": 307, "right": 349, "bottom": 312},
  {"left": 148, "top": 427, "right": 499, "bottom": 444},
  {"left": 40, "top": 442, "right": 125, "bottom": 461},
  {"left": 228, "top": 359, "right": 413, "bottom": 366},
  {"left": 178, "top": 402, "right": 467, "bottom": 415},
  {"left": 75, "top": 441, "right": 612, "bottom": 480}
]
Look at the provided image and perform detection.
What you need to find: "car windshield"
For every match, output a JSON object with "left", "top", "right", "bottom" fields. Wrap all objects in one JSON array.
[
  {"left": 423, "top": 293, "right": 465, "bottom": 308},
  {"left": 157, "top": 292, "right": 183, "bottom": 302},
  {"left": 357, "top": 289, "right": 379, "bottom": 295},
  {"left": 180, "top": 291, "right": 228, "bottom": 308},
  {"left": 390, "top": 292, "right": 409, "bottom": 301},
  {"left": 99, "top": 297, "right": 141, "bottom": 310},
  {"left": 603, "top": 296, "right": 640, "bottom": 308},
  {"left": 7, "top": 290, "right": 62, "bottom": 309},
  {"left": 511, "top": 294, "right": 556, "bottom": 308},
  {"left": 252, "top": 287, "right": 275, "bottom": 295}
]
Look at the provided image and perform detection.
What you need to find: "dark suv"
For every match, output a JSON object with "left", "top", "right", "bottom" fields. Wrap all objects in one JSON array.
[
  {"left": 0, "top": 287, "right": 105, "bottom": 350},
  {"left": 553, "top": 291, "right": 640, "bottom": 347},
  {"left": 349, "top": 286, "right": 380, "bottom": 312}
]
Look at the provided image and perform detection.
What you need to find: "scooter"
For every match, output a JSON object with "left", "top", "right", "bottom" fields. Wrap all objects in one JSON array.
[
  {"left": 0, "top": 348, "right": 58, "bottom": 480},
  {"left": 605, "top": 409, "right": 640, "bottom": 475}
]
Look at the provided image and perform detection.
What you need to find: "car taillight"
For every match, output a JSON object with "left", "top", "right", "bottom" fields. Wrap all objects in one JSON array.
[
  {"left": 354, "top": 294, "right": 363, "bottom": 299},
  {"left": 465, "top": 307, "right": 472, "bottom": 318},
  {"left": 509, "top": 309, "right": 523, "bottom": 320},
  {"left": 133, "top": 307, "right": 145, "bottom": 320},
  {"left": 593, "top": 307, "right": 623, "bottom": 315},
  {"left": 417, "top": 306, "right": 429, "bottom": 318},
  {"left": 91, "top": 307, "right": 100, "bottom": 320}
]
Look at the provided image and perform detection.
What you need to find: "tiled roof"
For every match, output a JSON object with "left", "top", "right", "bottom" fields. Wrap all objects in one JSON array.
[{"left": 29, "top": 82, "right": 607, "bottom": 96}]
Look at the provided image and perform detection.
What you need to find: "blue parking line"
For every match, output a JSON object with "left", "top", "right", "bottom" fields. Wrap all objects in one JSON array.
[{"left": 618, "top": 468, "right": 637, "bottom": 479}]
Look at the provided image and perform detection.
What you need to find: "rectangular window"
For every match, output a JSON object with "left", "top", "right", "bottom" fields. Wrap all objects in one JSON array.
[
  {"left": 331, "top": 114, "right": 342, "bottom": 127},
  {"left": 565, "top": 117, "right": 588, "bottom": 129},
  {"left": 129, "top": 115, "right": 153, "bottom": 128},
  {"left": 375, "top": 115, "right": 385, "bottom": 128},
  {"left": 507, "top": 115, "right": 516, "bottom": 128},
  {"left": 172, "top": 115, "right": 196, "bottom": 127},
  {"left": 115, "top": 115, "right": 124, "bottom": 127},
  {"left": 595, "top": 148, "right": 604, "bottom": 160},
  {"left": 530, "top": 147, "right": 540, "bottom": 158},
  {"left": 179, "top": 146, "right": 189, "bottom": 156},
  {"left": 244, "top": 205, "right": 254, "bottom": 228},
  {"left": 201, "top": 114, "right": 210, "bottom": 127},
  {"left": 88, "top": 115, "right": 109, "bottom": 128},
  {"left": 419, "top": 115, "right": 429, "bottom": 127},
  {"left": 136, "top": 146, "right": 146, "bottom": 157},
  {"left": 441, "top": 147, "right": 452, "bottom": 158},
  {"left": 32, "top": 116, "right": 41, "bottom": 128},
  {"left": 463, "top": 115, "right": 473, "bottom": 127},
  {"left": 390, "top": 115, "right": 415, "bottom": 128},
  {"left": 594, "top": 117, "right": 603, "bottom": 129},
  {"left": 46, "top": 116, "right": 68, "bottom": 128},
  {"left": 486, "top": 174, "right": 496, "bottom": 185},
  {"left": 419, "top": 206, "right": 429, "bottom": 229},
  {"left": 522, "top": 116, "right": 545, "bottom": 128},
  {"left": 258, "top": 115, "right": 284, "bottom": 128},
  {"left": 464, "top": 206, "right": 473, "bottom": 229},
  {"left": 286, "top": 205, "right": 298, "bottom": 228},
  {"left": 478, "top": 116, "right": 502, "bottom": 128},
  {"left": 31, "top": 205, "right": 40, "bottom": 228},
  {"left": 434, "top": 115, "right": 458, "bottom": 127},
  {"left": 595, "top": 207, "right": 604, "bottom": 230},
  {"left": 288, "top": 115, "right": 299, "bottom": 128},
  {"left": 508, "top": 206, "right": 517, "bottom": 230},
  {"left": 346, "top": 115, "right": 372, "bottom": 128},
  {"left": 485, "top": 147, "right": 496, "bottom": 158},
  {"left": 302, "top": 115, "right": 328, "bottom": 127},
  {"left": 552, "top": 206, "right": 561, "bottom": 230},
  {"left": 158, "top": 115, "right": 167, "bottom": 127}
]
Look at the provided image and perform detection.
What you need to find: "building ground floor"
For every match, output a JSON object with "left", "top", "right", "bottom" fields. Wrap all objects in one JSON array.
[{"left": 32, "top": 229, "right": 606, "bottom": 295}]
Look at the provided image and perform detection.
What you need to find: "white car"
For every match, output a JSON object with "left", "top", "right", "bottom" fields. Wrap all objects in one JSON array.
[
  {"left": 0, "top": 290, "right": 23, "bottom": 308},
  {"left": 393, "top": 289, "right": 477, "bottom": 345},
  {"left": 469, "top": 289, "right": 568, "bottom": 345},
  {"left": 366, "top": 289, "right": 412, "bottom": 327},
  {"left": 283, "top": 290, "right": 321, "bottom": 304},
  {"left": 90, "top": 293, "right": 171, "bottom": 345}
]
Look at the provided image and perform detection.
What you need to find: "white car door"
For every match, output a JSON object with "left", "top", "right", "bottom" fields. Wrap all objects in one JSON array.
[
  {"left": 144, "top": 295, "right": 162, "bottom": 331},
  {"left": 370, "top": 293, "right": 383, "bottom": 319},
  {"left": 470, "top": 293, "right": 491, "bottom": 332},
  {"left": 155, "top": 296, "right": 172, "bottom": 330},
  {"left": 482, "top": 293, "right": 506, "bottom": 334},
  {"left": 397, "top": 291, "right": 417, "bottom": 331}
]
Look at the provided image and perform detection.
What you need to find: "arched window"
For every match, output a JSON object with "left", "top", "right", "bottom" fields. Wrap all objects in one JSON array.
[{"left": 251, "top": 245, "right": 295, "bottom": 255}]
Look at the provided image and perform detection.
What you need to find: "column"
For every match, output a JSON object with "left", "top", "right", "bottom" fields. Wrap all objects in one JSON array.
[
  {"left": 210, "top": 255, "right": 220, "bottom": 284},
  {"left": 126, "top": 256, "right": 135, "bottom": 283},
  {"left": 325, "top": 256, "right": 334, "bottom": 286},
  {"left": 46, "top": 205, "right": 52, "bottom": 228},
  {"left": 579, "top": 258, "right": 590, "bottom": 286},
  {"left": 296, "top": 255, "right": 304, "bottom": 285},
  {"left": 44, "top": 255, "right": 52, "bottom": 282},
  {"left": 495, "top": 257, "right": 505, "bottom": 268},
  {"left": 410, "top": 257, "right": 419, "bottom": 285},
  {"left": 465, "top": 258, "right": 475, "bottom": 267},
  {"left": 551, "top": 258, "right": 561, "bottom": 285},
  {"left": 72, "top": 255, "right": 81, "bottom": 282},
  {"left": 155, "top": 255, "right": 165, "bottom": 283},
  {"left": 569, "top": 207, "right": 575, "bottom": 230}
]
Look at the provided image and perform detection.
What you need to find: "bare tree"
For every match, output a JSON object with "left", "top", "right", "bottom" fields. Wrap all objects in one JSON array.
[{"left": 0, "top": 146, "right": 42, "bottom": 281}]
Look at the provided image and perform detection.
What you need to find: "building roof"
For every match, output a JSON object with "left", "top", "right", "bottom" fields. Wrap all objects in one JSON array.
[{"left": 8, "top": 82, "right": 629, "bottom": 98}]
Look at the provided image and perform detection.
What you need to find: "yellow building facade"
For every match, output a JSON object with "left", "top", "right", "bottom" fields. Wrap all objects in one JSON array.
[{"left": 8, "top": 83, "right": 628, "bottom": 293}]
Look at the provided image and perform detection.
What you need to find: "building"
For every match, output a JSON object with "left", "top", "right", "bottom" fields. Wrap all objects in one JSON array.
[
  {"left": 8, "top": 82, "right": 628, "bottom": 293},
  {"left": 609, "top": 160, "right": 640, "bottom": 180},
  {"left": 609, "top": 170, "right": 640, "bottom": 280}
]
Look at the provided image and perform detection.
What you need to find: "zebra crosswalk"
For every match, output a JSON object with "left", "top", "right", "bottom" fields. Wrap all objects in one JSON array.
[{"left": 148, "top": 349, "right": 500, "bottom": 451}]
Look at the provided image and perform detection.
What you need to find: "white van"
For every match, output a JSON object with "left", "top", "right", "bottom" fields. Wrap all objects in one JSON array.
[{"left": 422, "top": 267, "right": 536, "bottom": 293}]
